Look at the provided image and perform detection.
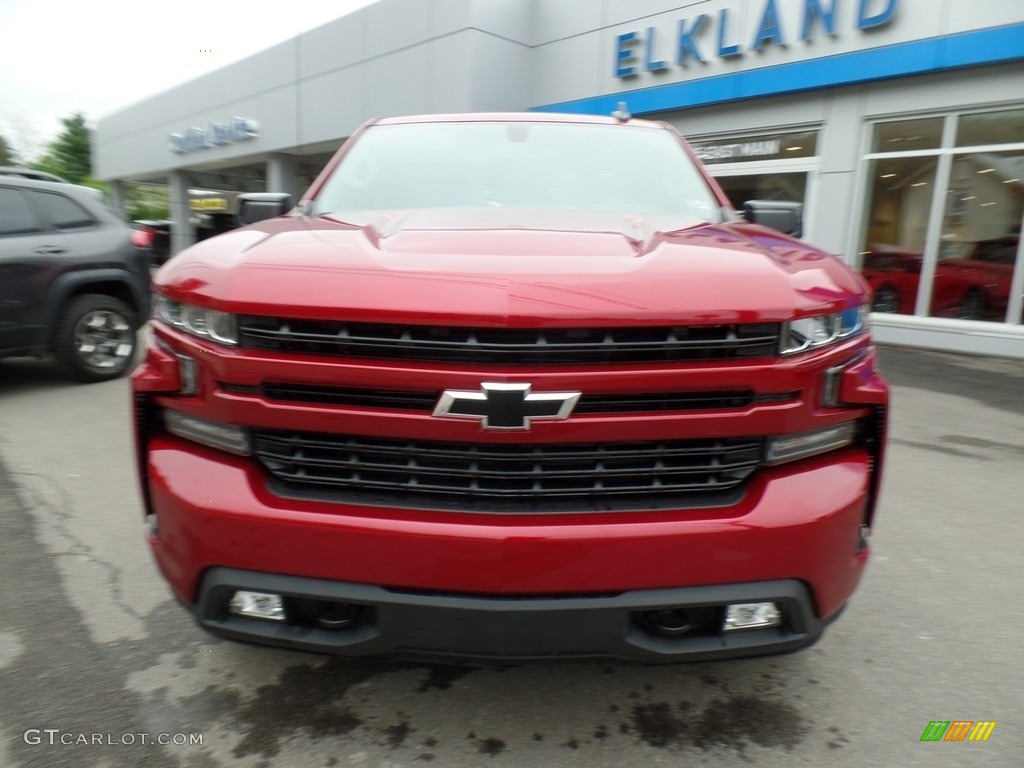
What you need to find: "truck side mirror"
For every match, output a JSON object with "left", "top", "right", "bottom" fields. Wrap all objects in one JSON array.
[
  {"left": 237, "top": 193, "right": 292, "bottom": 225},
  {"left": 742, "top": 200, "right": 803, "bottom": 238}
]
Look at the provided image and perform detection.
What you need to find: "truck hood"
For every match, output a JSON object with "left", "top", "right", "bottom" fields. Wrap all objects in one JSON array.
[{"left": 155, "top": 209, "right": 867, "bottom": 325}]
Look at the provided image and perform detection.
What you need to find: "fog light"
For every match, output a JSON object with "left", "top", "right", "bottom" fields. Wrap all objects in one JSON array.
[
  {"left": 229, "top": 591, "right": 285, "bottom": 621},
  {"left": 723, "top": 602, "right": 781, "bottom": 631}
]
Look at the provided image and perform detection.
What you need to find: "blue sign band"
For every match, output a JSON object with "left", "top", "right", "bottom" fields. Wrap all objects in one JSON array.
[{"left": 533, "top": 23, "right": 1024, "bottom": 116}]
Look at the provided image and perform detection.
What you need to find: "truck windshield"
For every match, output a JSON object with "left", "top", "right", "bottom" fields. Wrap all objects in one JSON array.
[{"left": 312, "top": 121, "right": 721, "bottom": 224}]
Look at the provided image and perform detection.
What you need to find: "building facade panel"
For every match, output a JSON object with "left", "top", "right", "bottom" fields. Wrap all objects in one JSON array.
[
  {"left": 457, "top": 0, "right": 535, "bottom": 45},
  {"left": 298, "top": 69, "right": 368, "bottom": 148},
  {"left": 364, "top": 46, "right": 434, "bottom": 121},
  {"left": 299, "top": 13, "right": 368, "bottom": 77},
  {"left": 531, "top": 0, "right": 606, "bottom": 46},
  {"left": 466, "top": 33, "right": 533, "bottom": 112}
]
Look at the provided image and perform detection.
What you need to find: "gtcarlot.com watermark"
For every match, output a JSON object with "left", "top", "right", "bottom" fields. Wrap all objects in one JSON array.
[{"left": 24, "top": 729, "right": 203, "bottom": 747}]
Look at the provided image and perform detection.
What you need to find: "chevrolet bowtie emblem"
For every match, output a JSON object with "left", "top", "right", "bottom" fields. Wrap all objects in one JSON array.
[{"left": 433, "top": 382, "right": 581, "bottom": 430}]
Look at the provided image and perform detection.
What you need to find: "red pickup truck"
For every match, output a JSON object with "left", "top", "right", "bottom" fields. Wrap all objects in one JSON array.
[{"left": 132, "top": 112, "right": 888, "bottom": 663}]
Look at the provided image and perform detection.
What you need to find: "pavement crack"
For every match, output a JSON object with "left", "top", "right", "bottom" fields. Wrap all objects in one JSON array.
[{"left": 10, "top": 470, "right": 145, "bottom": 622}]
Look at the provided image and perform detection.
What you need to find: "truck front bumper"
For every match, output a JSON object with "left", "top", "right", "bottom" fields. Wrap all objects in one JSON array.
[{"left": 145, "top": 435, "right": 870, "bottom": 662}]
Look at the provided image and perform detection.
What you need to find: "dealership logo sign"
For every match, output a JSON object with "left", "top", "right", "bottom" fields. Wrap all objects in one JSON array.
[
  {"left": 169, "top": 117, "right": 258, "bottom": 154},
  {"left": 614, "top": 0, "right": 900, "bottom": 78},
  {"left": 920, "top": 721, "right": 996, "bottom": 742},
  {"left": 433, "top": 382, "right": 580, "bottom": 430}
]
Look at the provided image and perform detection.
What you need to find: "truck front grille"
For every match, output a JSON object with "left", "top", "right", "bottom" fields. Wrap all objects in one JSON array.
[
  {"left": 252, "top": 430, "right": 764, "bottom": 511},
  {"left": 237, "top": 318, "right": 781, "bottom": 364}
]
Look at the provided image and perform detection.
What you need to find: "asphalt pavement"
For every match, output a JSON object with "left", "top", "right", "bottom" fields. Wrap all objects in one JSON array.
[{"left": 0, "top": 344, "right": 1021, "bottom": 768}]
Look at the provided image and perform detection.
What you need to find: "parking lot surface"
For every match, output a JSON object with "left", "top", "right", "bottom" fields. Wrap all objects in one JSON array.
[{"left": 1, "top": 345, "right": 1021, "bottom": 767}]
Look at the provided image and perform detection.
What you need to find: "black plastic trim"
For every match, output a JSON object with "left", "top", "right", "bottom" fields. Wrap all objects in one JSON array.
[
  {"left": 263, "top": 475, "right": 746, "bottom": 514},
  {"left": 221, "top": 381, "right": 775, "bottom": 414},
  {"left": 236, "top": 317, "right": 782, "bottom": 365},
  {"left": 190, "top": 569, "right": 829, "bottom": 664}
]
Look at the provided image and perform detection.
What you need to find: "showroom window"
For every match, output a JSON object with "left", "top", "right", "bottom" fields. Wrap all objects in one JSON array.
[
  {"left": 691, "top": 130, "right": 819, "bottom": 239},
  {"left": 859, "top": 108, "right": 1024, "bottom": 324}
]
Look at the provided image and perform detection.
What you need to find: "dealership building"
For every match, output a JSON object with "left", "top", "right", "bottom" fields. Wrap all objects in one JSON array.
[{"left": 95, "top": 0, "right": 1024, "bottom": 358}]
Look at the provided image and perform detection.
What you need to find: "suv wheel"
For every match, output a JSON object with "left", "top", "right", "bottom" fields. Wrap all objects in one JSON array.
[{"left": 54, "top": 294, "right": 137, "bottom": 382}]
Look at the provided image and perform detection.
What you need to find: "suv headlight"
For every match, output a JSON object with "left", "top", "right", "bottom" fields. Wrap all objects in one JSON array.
[
  {"left": 154, "top": 295, "right": 238, "bottom": 345},
  {"left": 781, "top": 306, "right": 866, "bottom": 355}
]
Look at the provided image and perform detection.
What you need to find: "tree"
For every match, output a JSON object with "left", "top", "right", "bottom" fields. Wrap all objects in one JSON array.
[
  {"left": 125, "top": 183, "right": 170, "bottom": 221},
  {"left": 0, "top": 133, "right": 17, "bottom": 165},
  {"left": 33, "top": 112, "right": 92, "bottom": 183}
]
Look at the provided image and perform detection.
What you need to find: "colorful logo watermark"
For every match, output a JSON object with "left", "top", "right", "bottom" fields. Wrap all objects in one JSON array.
[{"left": 920, "top": 721, "right": 996, "bottom": 742}]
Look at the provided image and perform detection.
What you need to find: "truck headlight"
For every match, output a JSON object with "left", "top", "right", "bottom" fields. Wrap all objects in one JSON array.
[
  {"left": 781, "top": 306, "right": 866, "bottom": 355},
  {"left": 155, "top": 295, "right": 238, "bottom": 346}
]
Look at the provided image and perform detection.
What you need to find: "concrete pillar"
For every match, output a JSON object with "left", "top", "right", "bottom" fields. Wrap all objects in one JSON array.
[
  {"left": 168, "top": 170, "right": 196, "bottom": 255},
  {"left": 266, "top": 154, "right": 299, "bottom": 201}
]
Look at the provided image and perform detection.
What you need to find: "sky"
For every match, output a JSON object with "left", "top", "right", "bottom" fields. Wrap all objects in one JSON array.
[{"left": 0, "top": 0, "right": 377, "bottom": 162}]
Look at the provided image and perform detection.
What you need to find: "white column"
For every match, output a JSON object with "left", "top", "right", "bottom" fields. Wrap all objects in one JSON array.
[
  {"left": 168, "top": 170, "right": 195, "bottom": 255},
  {"left": 266, "top": 154, "right": 299, "bottom": 200}
]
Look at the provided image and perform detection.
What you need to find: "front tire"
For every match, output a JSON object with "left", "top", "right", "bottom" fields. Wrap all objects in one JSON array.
[{"left": 54, "top": 294, "right": 138, "bottom": 382}]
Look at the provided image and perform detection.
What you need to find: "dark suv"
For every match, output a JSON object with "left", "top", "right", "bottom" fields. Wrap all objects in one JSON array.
[{"left": 0, "top": 176, "right": 150, "bottom": 381}]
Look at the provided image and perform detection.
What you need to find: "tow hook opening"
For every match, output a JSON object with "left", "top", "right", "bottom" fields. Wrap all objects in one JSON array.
[
  {"left": 315, "top": 602, "right": 363, "bottom": 630},
  {"left": 633, "top": 606, "right": 723, "bottom": 639}
]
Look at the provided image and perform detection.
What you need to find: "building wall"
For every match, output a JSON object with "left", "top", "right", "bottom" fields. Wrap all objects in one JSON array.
[
  {"left": 531, "top": 0, "right": 1024, "bottom": 114},
  {"left": 97, "top": 0, "right": 1024, "bottom": 181},
  {"left": 95, "top": 0, "right": 535, "bottom": 181}
]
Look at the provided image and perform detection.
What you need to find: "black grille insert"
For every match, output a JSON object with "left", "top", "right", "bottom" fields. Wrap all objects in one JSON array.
[
  {"left": 252, "top": 430, "right": 764, "bottom": 511},
  {"left": 224, "top": 382, "right": 760, "bottom": 413},
  {"left": 237, "top": 318, "right": 781, "bottom": 364}
]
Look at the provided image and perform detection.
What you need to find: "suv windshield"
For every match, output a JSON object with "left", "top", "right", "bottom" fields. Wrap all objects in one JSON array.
[{"left": 312, "top": 121, "right": 721, "bottom": 225}]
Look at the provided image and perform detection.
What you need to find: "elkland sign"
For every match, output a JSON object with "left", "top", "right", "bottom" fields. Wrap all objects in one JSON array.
[{"left": 614, "top": 0, "right": 899, "bottom": 78}]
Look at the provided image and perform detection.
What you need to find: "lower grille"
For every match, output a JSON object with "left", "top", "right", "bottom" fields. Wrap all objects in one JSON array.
[{"left": 252, "top": 430, "right": 764, "bottom": 512}]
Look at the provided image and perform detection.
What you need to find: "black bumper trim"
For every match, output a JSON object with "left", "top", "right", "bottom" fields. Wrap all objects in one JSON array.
[{"left": 190, "top": 568, "right": 830, "bottom": 664}]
